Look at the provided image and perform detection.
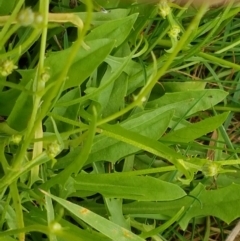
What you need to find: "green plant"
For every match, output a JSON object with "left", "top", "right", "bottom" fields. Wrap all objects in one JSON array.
[{"left": 0, "top": 0, "right": 240, "bottom": 240}]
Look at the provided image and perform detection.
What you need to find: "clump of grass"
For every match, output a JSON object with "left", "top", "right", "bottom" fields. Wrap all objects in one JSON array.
[{"left": 0, "top": 0, "right": 240, "bottom": 240}]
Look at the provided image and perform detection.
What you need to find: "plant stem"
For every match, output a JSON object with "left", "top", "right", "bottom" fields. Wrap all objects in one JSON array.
[
  {"left": 11, "top": 0, "right": 49, "bottom": 174},
  {"left": 29, "top": 0, "right": 49, "bottom": 187},
  {"left": 10, "top": 181, "right": 25, "bottom": 241},
  {"left": 198, "top": 52, "right": 240, "bottom": 71}
]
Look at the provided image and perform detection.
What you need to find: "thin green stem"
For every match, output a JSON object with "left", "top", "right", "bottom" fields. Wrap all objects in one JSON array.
[
  {"left": 198, "top": 52, "right": 240, "bottom": 71},
  {"left": 203, "top": 216, "right": 211, "bottom": 241},
  {"left": 0, "top": 225, "right": 50, "bottom": 238},
  {"left": 218, "top": 159, "right": 240, "bottom": 166},
  {"left": 214, "top": 105, "right": 240, "bottom": 112},
  {"left": 30, "top": 0, "right": 50, "bottom": 187},
  {"left": 10, "top": 181, "right": 25, "bottom": 241},
  {"left": 11, "top": 0, "right": 49, "bottom": 173}
]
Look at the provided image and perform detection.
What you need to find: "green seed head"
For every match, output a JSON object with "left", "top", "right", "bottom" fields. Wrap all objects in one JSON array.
[
  {"left": 17, "top": 8, "right": 35, "bottom": 26},
  {"left": 202, "top": 161, "right": 220, "bottom": 177},
  {"left": 49, "top": 222, "right": 62, "bottom": 234},
  {"left": 46, "top": 142, "right": 61, "bottom": 158},
  {"left": 34, "top": 13, "right": 43, "bottom": 25},
  {"left": 168, "top": 25, "right": 181, "bottom": 40},
  {"left": 41, "top": 69, "right": 50, "bottom": 82},
  {"left": 158, "top": 0, "right": 171, "bottom": 18},
  {"left": 0, "top": 59, "right": 17, "bottom": 76},
  {"left": 11, "top": 135, "right": 22, "bottom": 145}
]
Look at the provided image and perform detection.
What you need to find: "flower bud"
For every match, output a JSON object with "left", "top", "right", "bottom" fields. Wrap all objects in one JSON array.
[
  {"left": 0, "top": 59, "right": 17, "bottom": 76},
  {"left": 51, "top": 222, "right": 62, "bottom": 232},
  {"left": 168, "top": 25, "right": 181, "bottom": 41},
  {"left": 11, "top": 135, "right": 22, "bottom": 145},
  {"left": 141, "top": 96, "right": 147, "bottom": 103},
  {"left": 158, "top": 0, "right": 171, "bottom": 19},
  {"left": 41, "top": 70, "right": 50, "bottom": 82},
  {"left": 46, "top": 142, "right": 61, "bottom": 158},
  {"left": 34, "top": 13, "right": 43, "bottom": 25},
  {"left": 17, "top": 8, "right": 35, "bottom": 27},
  {"left": 202, "top": 161, "right": 220, "bottom": 177}
]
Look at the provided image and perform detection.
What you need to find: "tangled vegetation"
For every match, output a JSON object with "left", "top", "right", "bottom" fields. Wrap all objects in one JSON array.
[{"left": 0, "top": 0, "right": 240, "bottom": 240}]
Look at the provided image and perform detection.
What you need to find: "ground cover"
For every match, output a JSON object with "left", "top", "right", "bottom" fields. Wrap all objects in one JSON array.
[{"left": 0, "top": 0, "right": 240, "bottom": 240}]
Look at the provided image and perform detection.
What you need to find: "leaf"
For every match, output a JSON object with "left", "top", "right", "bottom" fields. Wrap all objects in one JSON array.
[
  {"left": 161, "top": 112, "right": 229, "bottom": 143},
  {"left": 74, "top": 173, "right": 186, "bottom": 201},
  {"left": 0, "top": 237, "right": 16, "bottom": 241},
  {"left": 161, "top": 81, "right": 206, "bottom": 92},
  {"left": 86, "top": 14, "right": 138, "bottom": 48},
  {"left": 41, "top": 190, "right": 146, "bottom": 241},
  {"left": 146, "top": 89, "right": 228, "bottom": 118},
  {"left": 0, "top": 201, "right": 16, "bottom": 230},
  {"left": 151, "top": 81, "right": 206, "bottom": 98},
  {"left": 44, "top": 88, "right": 80, "bottom": 133},
  {"left": 102, "top": 73, "right": 128, "bottom": 117},
  {"left": 86, "top": 66, "right": 116, "bottom": 112},
  {"left": 90, "top": 109, "right": 174, "bottom": 162},
  {"left": 122, "top": 183, "right": 240, "bottom": 230},
  {"left": 0, "top": 0, "right": 16, "bottom": 14},
  {"left": 74, "top": 9, "right": 131, "bottom": 27},
  {"left": 6, "top": 74, "right": 34, "bottom": 131},
  {"left": 24, "top": 206, "right": 111, "bottom": 241},
  {"left": 55, "top": 108, "right": 174, "bottom": 169},
  {"left": 104, "top": 198, "right": 130, "bottom": 230},
  {"left": 0, "top": 69, "right": 35, "bottom": 117},
  {"left": 83, "top": 55, "right": 133, "bottom": 107},
  {"left": 56, "top": 55, "right": 141, "bottom": 108},
  {"left": 44, "top": 39, "right": 115, "bottom": 90}
]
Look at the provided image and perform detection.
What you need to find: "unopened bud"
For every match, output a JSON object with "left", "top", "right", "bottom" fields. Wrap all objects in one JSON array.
[
  {"left": 202, "top": 161, "right": 220, "bottom": 177},
  {"left": 46, "top": 142, "right": 61, "bottom": 158},
  {"left": 17, "top": 8, "right": 35, "bottom": 26},
  {"left": 0, "top": 59, "right": 17, "bottom": 76},
  {"left": 158, "top": 0, "right": 171, "bottom": 18},
  {"left": 34, "top": 13, "right": 43, "bottom": 25},
  {"left": 168, "top": 25, "right": 181, "bottom": 40},
  {"left": 11, "top": 135, "right": 22, "bottom": 145}
]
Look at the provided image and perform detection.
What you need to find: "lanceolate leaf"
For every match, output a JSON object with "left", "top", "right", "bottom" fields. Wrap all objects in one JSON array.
[
  {"left": 44, "top": 39, "right": 115, "bottom": 90},
  {"left": 161, "top": 81, "right": 206, "bottom": 92},
  {"left": 24, "top": 206, "right": 111, "bottom": 241},
  {"left": 41, "top": 190, "right": 146, "bottom": 241},
  {"left": 86, "top": 14, "right": 138, "bottom": 48},
  {"left": 146, "top": 89, "right": 228, "bottom": 118},
  {"left": 74, "top": 173, "right": 186, "bottom": 201},
  {"left": 161, "top": 112, "right": 229, "bottom": 143}
]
